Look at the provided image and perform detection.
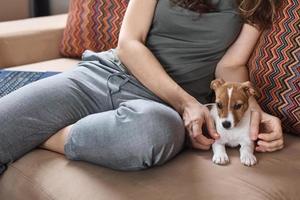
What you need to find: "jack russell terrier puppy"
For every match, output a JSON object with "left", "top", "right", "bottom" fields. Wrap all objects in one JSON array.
[{"left": 209, "top": 79, "right": 259, "bottom": 166}]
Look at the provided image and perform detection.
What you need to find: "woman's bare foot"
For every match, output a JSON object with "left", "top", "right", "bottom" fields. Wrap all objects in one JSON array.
[{"left": 39, "top": 124, "right": 74, "bottom": 155}]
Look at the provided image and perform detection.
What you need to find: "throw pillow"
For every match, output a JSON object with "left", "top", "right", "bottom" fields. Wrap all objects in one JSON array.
[
  {"left": 248, "top": 0, "right": 300, "bottom": 134},
  {"left": 60, "top": 0, "right": 129, "bottom": 58}
]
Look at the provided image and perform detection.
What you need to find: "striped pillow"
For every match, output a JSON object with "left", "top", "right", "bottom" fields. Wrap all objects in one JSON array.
[
  {"left": 248, "top": 0, "right": 300, "bottom": 134},
  {"left": 60, "top": 0, "right": 129, "bottom": 58}
]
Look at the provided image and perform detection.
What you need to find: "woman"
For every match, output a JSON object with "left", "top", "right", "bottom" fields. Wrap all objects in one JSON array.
[{"left": 0, "top": 0, "right": 283, "bottom": 174}]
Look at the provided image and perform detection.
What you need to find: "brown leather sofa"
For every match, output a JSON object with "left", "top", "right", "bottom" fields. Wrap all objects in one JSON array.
[{"left": 0, "top": 14, "right": 300, "bottom": 200}]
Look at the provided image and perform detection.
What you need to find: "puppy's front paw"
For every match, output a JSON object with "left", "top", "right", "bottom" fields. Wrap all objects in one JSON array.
[
  {"left": 212, "top": 153, "right": 229, "bottom": 165},
  {"left": 240, "top": 153, "right": 257, "bottom": 166}
]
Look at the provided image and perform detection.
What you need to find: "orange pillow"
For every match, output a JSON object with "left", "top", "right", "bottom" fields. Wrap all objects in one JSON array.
[{"left": 60, "top": 0, "right": 129, "bottom": 58}]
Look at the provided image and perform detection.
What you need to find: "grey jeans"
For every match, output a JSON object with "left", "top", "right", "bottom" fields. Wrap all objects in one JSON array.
[{"left": 0, "top": 49, "right": 185, "bottom": 174}]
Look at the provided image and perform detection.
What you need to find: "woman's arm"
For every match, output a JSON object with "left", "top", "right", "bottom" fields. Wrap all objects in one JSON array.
[
  {"left": 216, "top": 24, "right": 261, "bottom": 110},
  {"left": 117, "top": 0, "right": 219, "bottom": 150},
  {"left": 117, "top": 0, "right": 192, "bottom": 114},
  {"left": 215, "top": 24, "right": 284, "bottom": 152},
  {"left": 216, "top": 24, "right": 259, "bottom": 82}
]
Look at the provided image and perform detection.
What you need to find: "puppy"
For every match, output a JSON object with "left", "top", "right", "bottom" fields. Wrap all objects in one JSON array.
[{"left": 209, "top": 79, "right": 259, "bottom": 166}]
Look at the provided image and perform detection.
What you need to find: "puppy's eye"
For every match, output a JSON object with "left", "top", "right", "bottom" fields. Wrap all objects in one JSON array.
[
  {"left": 233, "top": 104, "right": 243, "bottom": 110},
  {"left": 217, "top": 102, "right": 223, "bottom": 109}
]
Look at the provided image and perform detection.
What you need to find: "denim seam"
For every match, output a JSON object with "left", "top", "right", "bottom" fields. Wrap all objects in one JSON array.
[{"left": 64, "top": 125, "right": 78, "bottom": 160}]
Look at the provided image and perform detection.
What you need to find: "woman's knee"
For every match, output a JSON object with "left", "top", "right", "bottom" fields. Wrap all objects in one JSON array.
[
  {"left": 113, "top": 99, "right": 186, "bottom": 170},
  {"left": 64, "top": 99, "right": 186, "bottom": 171}
]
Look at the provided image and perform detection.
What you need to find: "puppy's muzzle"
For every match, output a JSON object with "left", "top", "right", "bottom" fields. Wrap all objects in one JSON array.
[{"left": 222, "top": 121, "right": 231, "bottom": 129}]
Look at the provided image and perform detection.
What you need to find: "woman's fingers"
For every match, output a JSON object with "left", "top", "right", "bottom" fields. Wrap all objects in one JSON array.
[
  {"left": 255, "top": 114, "right": 284, "bottom": 152},
  {"left": 183, "top": 105, "right": 219, "bottom": 150},
  {"left": 194, "top": 133, "right": 214, "bottom": 146},
  {"left": 190, "top": 118, "right": 215, "bottom": 146},
  {"left": 269, "top": 144, "right": 284, "bottom": 152},
  {"left": 190, "top": 137, "right": 211, "bottom": 150},
  {"left": 185, "top": 120, "right": 214, "bottom": 149},
  {"left": 250, "top": 110, "right": 261, "bottom": 140},
  {"left": 204, "top": 112, "right": 220, "bottom": 139},
  {"left": 256, "top": 138, "right": 284, "bottom": 152},
  {"left": 191, "top": 121, "right": 202, "bottom": 138},
  {"left": 257, "top": 139, "right": 284, "bottom": 149},
  {"left": 259, "top": 116, "right": 282, "bottom": 140},
  {"left": 256, "top": 144, "right": 284, "bottom": 152},
  {"left": 257, "top": 132, "right": 282, "bottom": 142}
]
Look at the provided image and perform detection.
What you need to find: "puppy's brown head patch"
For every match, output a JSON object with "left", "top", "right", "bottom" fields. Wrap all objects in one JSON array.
[{"left": 211, "top": 80, "right": 259, "bottom": 128}]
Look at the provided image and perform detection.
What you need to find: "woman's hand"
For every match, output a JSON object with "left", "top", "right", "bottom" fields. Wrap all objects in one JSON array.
[
  {"left": 250, "top": 110, "right": 284, "bottom": 152},
  {"left": 182, "top": 101, "right": 220, "bottom": 150}
]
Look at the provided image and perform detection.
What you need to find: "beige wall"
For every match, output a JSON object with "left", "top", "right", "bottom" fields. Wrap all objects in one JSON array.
[
  {"left": 0, "top": 0, "right": 30, "bottom": 21},
  {"left": 0, "top": 0, "right": 69, "bottom": 22},
  {"left": 50, "top": 0, "right": 69, "bottom": 14}
]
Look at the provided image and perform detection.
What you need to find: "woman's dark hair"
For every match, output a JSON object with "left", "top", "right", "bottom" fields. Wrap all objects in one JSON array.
[{"left": 170, "top": 0, "right": 282, "bottom": 29}]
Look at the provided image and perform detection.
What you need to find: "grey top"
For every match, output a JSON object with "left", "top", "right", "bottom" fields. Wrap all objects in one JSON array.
[{"left": 146, "top": 0, "right": 243, "bottom": 103}]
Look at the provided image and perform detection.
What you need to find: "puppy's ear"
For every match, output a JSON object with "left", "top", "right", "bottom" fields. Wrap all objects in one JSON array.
[
  {"left": 210, "top": 79, "right": 225, "bottom": 90},
  {"left": 240, "top": 81, "right": 260, "bottom": 98}
]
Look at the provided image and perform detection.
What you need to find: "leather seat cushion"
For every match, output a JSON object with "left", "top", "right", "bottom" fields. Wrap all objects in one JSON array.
[{"left": 1, "top": 134, "right": 299, "bottom": 200}]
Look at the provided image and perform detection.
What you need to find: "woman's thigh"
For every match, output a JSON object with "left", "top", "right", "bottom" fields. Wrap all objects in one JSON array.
[
  {"left": 0, "top": 65, "right": 114, "bottom": 165},
  {"left": 65, "top": 99, "right": 186, "bottom": 171}
]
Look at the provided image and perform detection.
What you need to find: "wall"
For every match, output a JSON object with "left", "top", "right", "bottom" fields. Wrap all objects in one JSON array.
[
  {"left": 0, "top": 0, "right": 69, "bottom": 22},
  {"left": 50, "top": 0, "right": 70, "bottom": 14},
  {"left": 0, "top": 0, "right": 30, "bottom": 21}
]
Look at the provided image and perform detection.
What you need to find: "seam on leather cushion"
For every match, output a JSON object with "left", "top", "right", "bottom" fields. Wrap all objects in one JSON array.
[{"left": 3, "top": 165, "right": 55, "bottom": 200}]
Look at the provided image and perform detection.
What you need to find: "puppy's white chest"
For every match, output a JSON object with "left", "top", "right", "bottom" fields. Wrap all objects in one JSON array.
[{"left": 216, "top": 124, "right": 249, "bottom": 147}]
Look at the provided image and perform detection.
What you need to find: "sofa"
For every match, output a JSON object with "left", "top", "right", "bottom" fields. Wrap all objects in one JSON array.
[{"left": 0, "top": 13, "right": 300, "bottom": 200}]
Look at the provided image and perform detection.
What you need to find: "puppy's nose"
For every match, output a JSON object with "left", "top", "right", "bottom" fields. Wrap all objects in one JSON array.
[{"left": 222, "top": 121, "right": 231, "bottom": 129}]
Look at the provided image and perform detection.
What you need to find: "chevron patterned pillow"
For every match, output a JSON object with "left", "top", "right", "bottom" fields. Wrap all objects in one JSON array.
[
  {"left": 248, "top": 0, "right": 300, "bottom": 135},
  {"left": 60, "top": 0, "right": 129, "bottom": 58}
]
